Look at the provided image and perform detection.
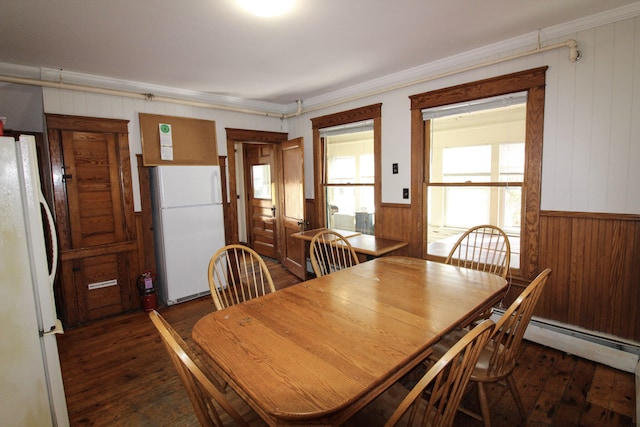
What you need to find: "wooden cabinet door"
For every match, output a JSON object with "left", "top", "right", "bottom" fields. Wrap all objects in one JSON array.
[
  {"left": 60, "top": 250, "right": 136, "bottom": 323},
  {"left": 47, "top": 115, "right": 139, "bottom": 327},
  {"left": 61, "top": 131, "right": 126, "bottom": 247}
]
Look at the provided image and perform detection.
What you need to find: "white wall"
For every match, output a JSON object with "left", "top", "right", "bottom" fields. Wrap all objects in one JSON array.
[
  {"left": 41, "top": 89, "right": 287, "bottom": 211},
  {"left": 289, "top": 15, "right": 640, "bottom": 215}
]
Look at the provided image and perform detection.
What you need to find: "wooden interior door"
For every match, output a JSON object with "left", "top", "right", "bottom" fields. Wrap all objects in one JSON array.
[
  {"left": 47, "top": 114, "right": 139, "bottom": 327},
  {"left": 280, "top": 137, "right": 306, "bottom": 279},
  {"left": 244, "top": 144, "right": 277, "bottom": 258}
]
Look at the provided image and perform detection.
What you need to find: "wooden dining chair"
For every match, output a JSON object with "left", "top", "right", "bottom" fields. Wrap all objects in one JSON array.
[
  {"left": 148, "top": 310, "right": 266, "bottom": 427},
  {"left": 309, "top": 230, "right": 360, "bottom": 277},
  {"left": 445, "top": 225, "right": 511, "bottom": 279},
  {"left": 429, "top": 268, "right": 552, "bottom": 427},
  {"left": 208, "top": 244, "right": 276, "bottom": 311},
  {"left": 346, "top": 320, "right": 495, "bottom": 427}
]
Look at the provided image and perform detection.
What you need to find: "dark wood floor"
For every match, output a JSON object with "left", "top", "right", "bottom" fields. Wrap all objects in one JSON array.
[{"left": 57, "top": 260, "right": 636, "bottom": 426}]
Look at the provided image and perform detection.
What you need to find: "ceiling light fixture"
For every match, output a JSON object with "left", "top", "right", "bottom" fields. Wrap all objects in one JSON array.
[{"left": 238, "top": 0, "right": 294, "bottom": 17}]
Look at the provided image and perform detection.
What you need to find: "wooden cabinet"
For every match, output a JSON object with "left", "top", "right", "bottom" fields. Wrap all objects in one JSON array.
[
  {"left": 46, "top": 114, "right": 140, "bottom": 327},
  {"left": 60, "top": 245, "right": 138, "bottom": 323}
]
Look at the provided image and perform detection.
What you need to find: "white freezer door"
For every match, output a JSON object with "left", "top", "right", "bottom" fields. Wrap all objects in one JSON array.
[
  {"left": 159, "top": 204, "right": 225, "bottom": 304},
  {"left": 156, "top": 165, "right": 222, "bottom": 208}
]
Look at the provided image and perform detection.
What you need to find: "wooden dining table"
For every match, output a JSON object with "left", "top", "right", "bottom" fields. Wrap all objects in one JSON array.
[{"left": 192, "top": 256, "right": 507, "bottom": 426}]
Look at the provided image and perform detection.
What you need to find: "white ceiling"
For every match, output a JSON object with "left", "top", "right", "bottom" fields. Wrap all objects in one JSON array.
[{"left": 1, "top": 0, "right": 638, "bottom": 105}]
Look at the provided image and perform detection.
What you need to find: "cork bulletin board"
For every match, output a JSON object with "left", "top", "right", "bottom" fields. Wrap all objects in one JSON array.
[{"left": 139, "top": 113, "right": 218, "bottom": 166}]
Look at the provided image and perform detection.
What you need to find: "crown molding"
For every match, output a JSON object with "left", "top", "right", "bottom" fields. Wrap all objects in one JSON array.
[{"left": 300, "top": 2, "right": 640, "bottom": 111}]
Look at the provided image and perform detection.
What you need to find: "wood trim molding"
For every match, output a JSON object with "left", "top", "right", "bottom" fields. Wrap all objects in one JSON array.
[
  {"left": 311, "top": 103, "right": 382, "bottom": 129},
  {"left": 224, "top": 128, "right": 288, "bottom": 244},
  {"left": 541, "top": 210, "right": 640, "bottom": 221},
  {"left": 409, "top": 67, "right": 548, "bottom": 110},
  {"left": 45, "top": 114, "right": 129, "bottom": 133},
  {"left": 59, "top": 240, "right": 138, "bottom": 261},
  {"left": 311, "top": 104, "right": 382, "bottom": 231},
  {"left": 410, "top": 67, "right": 547, "bottom": 279},
  {"left": 225, "top": 128, "right": 288, "bottom": 143},
  {"left": 380, "top": 202, "right": 412, "bottom": 209}
]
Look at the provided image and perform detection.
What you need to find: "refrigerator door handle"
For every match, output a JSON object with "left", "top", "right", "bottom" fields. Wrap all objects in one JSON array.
[
  {"left": 42, "top": 319, "right": 65, "bottom": 336},
  {"left": 212, "top": 166, "right": 222, "bottom": 204},
  {"left": 40, "top": 191, "right": 58, "bottom": 285},
  {"left": 39, "top": 190, "right": 64, "bottom": 334}
]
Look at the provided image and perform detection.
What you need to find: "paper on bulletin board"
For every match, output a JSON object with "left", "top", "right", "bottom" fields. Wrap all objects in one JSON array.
[{"left": 159, "top": 123, "right": 174, "bottom": 161}]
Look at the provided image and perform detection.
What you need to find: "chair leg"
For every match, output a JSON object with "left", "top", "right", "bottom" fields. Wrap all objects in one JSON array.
[
  {"left": 477, "top": 382, "right": 492, "bottom": 427},
  {"left": 506, "top": 374, "right": 526, "bottom": 421}
]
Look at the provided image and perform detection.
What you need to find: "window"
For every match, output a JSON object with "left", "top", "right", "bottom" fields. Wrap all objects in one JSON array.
[
  {"left": 312, "top": 104, "right": 381, "bottom": 236},
  {"left": 409, "top": 67, "right": 547, "bottom": 279},
  {"left": 324, "top": 125, "right": 375, "bottom": 233},
  {"left": 426, "top": 95, "right": 526, "bottom": 267},
  {"left": 251, "top": 164, "right": 272, "bottom": 199}
]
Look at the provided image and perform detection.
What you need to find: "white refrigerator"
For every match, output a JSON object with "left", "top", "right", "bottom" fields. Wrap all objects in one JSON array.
[
  {"left": 0, "top": 135, "right": 69, "bottom": 426},
  {"left": 150, "top": 165, "right": 226, "bottom": 305}
]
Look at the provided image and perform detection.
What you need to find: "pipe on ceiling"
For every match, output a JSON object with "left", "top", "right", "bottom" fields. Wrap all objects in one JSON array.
[
  {"left": 292, "top": 38, "right": 581, "bottom": 117},
  {"left": 0, "top": 39, "right": 579, "bottom": 119}
]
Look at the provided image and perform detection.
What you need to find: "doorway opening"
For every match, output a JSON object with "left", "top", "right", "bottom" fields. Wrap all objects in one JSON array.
[{"left": 225, "top": 129, "right": 305, "bottom": 278}]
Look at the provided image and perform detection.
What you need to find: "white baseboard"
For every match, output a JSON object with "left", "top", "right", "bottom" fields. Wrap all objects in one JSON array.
[{"left": 490, "top": 310, "right": 640, "bottom": 373}]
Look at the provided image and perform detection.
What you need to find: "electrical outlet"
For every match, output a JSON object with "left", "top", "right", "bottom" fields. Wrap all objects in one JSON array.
[
  {"left": 403, "top": 188, "right": 409, "bottom": 199},
  {"left": 392, "top": 163, "right": 398, "bottom": 174}
]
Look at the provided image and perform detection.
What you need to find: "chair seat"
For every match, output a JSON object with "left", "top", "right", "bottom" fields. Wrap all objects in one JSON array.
[{"left": 431, "top": 329, "right": 515, "bottom": 382}]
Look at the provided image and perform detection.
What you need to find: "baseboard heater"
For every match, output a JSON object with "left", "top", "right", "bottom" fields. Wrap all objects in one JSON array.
[
  {"left": 172, "top": 289, "right": 211, "bottom": 305},
  {"left": 491, "top": 308, "right": 640, "bottom": 373}
]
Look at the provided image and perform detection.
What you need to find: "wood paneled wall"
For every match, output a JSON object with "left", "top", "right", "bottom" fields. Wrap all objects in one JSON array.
[
  {"left": 538, "top": 211, "right": 640, "bottom": 342},
  {"left": 376, "top": 203, "right": 412, "bottom": 256}
]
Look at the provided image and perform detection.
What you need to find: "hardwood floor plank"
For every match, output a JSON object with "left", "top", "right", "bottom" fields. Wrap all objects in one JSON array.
[
  {"left": 553, "top": 357, "right": 596, "bottom": 426},
  {"left": 589, "top": 365, "right": 618, "bottom": 408},
  {"left": 611, "top": 369, "right": 636, "bottom": 419},
  {"left": 497, "top": 341, "right": 554, "bottom": 420},
  {"left": 528, "top": 352, "right": 577, "bottom": 424},
  {"left": 579, "top": 403, "right": 634, "bottom": 427}
]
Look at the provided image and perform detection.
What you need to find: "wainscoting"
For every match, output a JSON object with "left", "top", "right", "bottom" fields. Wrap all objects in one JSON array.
[{"left": 538, "top": 211, "right": 640, "bottom": 343}]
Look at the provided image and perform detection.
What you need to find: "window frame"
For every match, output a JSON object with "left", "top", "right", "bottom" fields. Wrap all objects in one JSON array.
[
  {"left": 409, "top": 67, "right": 547, "bottom": 280},
  {"left": 312, "top": 104, "right": 382, "bottom": 233}
]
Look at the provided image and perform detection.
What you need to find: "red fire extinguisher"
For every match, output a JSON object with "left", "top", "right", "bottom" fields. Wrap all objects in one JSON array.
[{"left": 138, "top": 271, "right": 157, "bottom": 312}]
